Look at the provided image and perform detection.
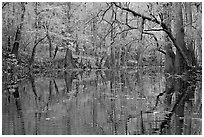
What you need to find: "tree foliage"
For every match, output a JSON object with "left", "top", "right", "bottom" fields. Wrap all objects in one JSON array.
[{"left": 2, "top": 2, "right": 202, "bottom": 71}]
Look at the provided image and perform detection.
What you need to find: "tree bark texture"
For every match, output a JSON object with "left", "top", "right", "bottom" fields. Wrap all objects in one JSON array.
[
  {"left": 64, "top": 48, "right": 75, "bottom": 69},
  {"left": 11, "top": 2, "right": 25, "bottom": 57},
  {"left": 173, "top": 2, "right": 187, "bottom": 74},
  {"left": 163, "top": 2, "right": 175, "bottom": 74},
  {"left": 184, "top": 2, "right": 197, "bottom": 66}
]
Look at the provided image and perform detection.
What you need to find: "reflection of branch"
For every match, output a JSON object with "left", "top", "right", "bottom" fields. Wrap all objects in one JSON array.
[{"left": 159, "top": 85, "right": 192, "bottom": 133}]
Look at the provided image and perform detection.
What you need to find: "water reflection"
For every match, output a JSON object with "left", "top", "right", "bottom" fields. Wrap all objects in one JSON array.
[{"left": 2, "top": 69, "right": 202, "bottom": 135}]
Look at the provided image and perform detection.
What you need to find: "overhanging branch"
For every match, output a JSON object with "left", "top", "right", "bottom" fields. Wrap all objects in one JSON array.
[{"left": 112, "top": 2, "right": 191, "bottom": 67}]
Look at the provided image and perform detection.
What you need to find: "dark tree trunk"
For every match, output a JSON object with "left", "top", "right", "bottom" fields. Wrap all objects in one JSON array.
[
  {"left": 53, "top": 45, "right": 58, "bottom": 60},
  {"left": 11, "top": 2, "right": 25, "bottom": 58},
  {"left": 185, "top": 2, "right": 197, "bottom": 67},
  {"left": 47, "top": 33, "right": 52, "bottom": 58},
  {"left": 165, "top": 44, "right": 175, "bottom": 74},
  {"left": 7, "top": 36, "right": 11, "bottom": 52},
  {"left": 120, "top": 47, "right": 126, "bottom": 66},
  {"left": 11, "top": 28, "right": 21, "bottom": 57},
  {"left": 174, "top": 3, "right": 187, "bottom": 74},
  {"left": 64, "top": 48, "right": 75, "bottom": 69}
]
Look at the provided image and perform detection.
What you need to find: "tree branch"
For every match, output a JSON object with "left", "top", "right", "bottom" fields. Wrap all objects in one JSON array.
[
  {"left": 112, "top": 2, "right": 191, "bottom": 67},
  {"left": 2, "top": 2, "right": 9, "bottom": 9},
  {"left": 113, "top": 2, "right": 161, "bottom": 24},
  {"left": 143, "top": 31, "right": 166, "bottom": 55},
  {"left": 144, "top": 28, "right": 164, "bottom": 32}
]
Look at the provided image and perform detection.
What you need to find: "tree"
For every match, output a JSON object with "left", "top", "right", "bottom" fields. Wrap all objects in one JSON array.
[
  {"left": 184, "top": 2, "right": 197, "bottom": 66},
  {"left": 162, "top": 2, "right": 175, "bottom": 74},
  {"left": 11, "top": 2, "right": 26, "bottom": 58}
]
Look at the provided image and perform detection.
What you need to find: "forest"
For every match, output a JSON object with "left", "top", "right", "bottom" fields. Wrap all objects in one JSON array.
[
  {"left": 2, "top": 2, "right": 202, "bottom": 135},
  {"left": 2, "top": 2, "right": 202, "bottom": 74}
]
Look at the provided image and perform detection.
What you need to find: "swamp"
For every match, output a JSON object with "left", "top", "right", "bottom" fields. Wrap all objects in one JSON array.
[{"left": 2, "top": 2, "right": 202, "bottom": 135}]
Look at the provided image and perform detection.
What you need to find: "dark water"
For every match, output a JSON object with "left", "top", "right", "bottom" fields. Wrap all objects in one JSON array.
[{"left": 2, "top": 68, "right": 202, "bottom": 135}]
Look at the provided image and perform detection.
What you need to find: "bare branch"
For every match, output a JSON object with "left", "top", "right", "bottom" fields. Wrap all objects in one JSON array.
[
  {"left": 85, "top": 10, "right": 102, "bottom": 26},
  {"left": 37, "top": 9, "right": 49, "bottom": 16},
  {"left": 144, "top": 28, "right": 164, "bottom": 32},
  {"left": 143, "top": 31, "right": 166, "bottom": 55},
  {"left": 113, "top": 2, "right": 161, "bottom": 24},
  {"left": 2, "top": 2, "right": 9, "bottom": 9},
  {"left": 34, "top": 35, "right": 47, "bottom": 47},
  {"left": 113, "top": 27, "right": 137, "bottom": 39},
  {"left": 113, "top": 2, "right": 191, "bottom": 67},
  {"left": 99, "top": 3, "right": 113, "bottom": 23}
]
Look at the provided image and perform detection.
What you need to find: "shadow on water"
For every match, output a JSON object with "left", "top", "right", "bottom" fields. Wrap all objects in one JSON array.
[{"left": 2, "top": 68, "right": 202, "bottom": 135}]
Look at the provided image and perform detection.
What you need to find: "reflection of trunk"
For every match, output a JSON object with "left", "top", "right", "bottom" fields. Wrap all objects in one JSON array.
[
  {"left": 160, "top": 78, "right": 188, "bottom": 134},
  {"left": 164, "top": 76, "right": 175, "bottom": 111},
  {"left": 110, "top": 71, "right": 117, "bottom": 134},
  {"left": 174, "top": 79, "right": 185, "bottom": 135},
  {"left": 29, "top": 75, "right": 38, "bottom": 106},
  {"left": 13, "top": 86, "right": 26, "bottom": 135}
]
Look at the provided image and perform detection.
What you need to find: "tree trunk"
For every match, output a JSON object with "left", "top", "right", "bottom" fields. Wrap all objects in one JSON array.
[
  {"left": 7, "top": 36, "right": 11, "bottom": 52},
  {"left": 173, "top": 2, "right": 187, "bottom": 74},
  {"left": 104, "top": 55, "right": 111, "bottom": 69},
  {"left": 110, "top": 47, "right": 115, "bottom": 69},
  {"left": 163, "top": 2, "right": 175, "bottom": 74},
  {"left": 185, "top": 2, "right": 197, "bottom": 66},
  {"left": 30, "top": 2, "right": 38, "bottom": 65},
  {"left": 11, "top": 2, "right": 25, "bottom": 57},
  {"left": 53, "top": 45, "right": 58, "bottom": 59},
  {"left": 64, "top": 48, "right": 74, "bottom": 69},
  {"left": 47, "top": 32, "right": 52, "bottom": 58}
]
